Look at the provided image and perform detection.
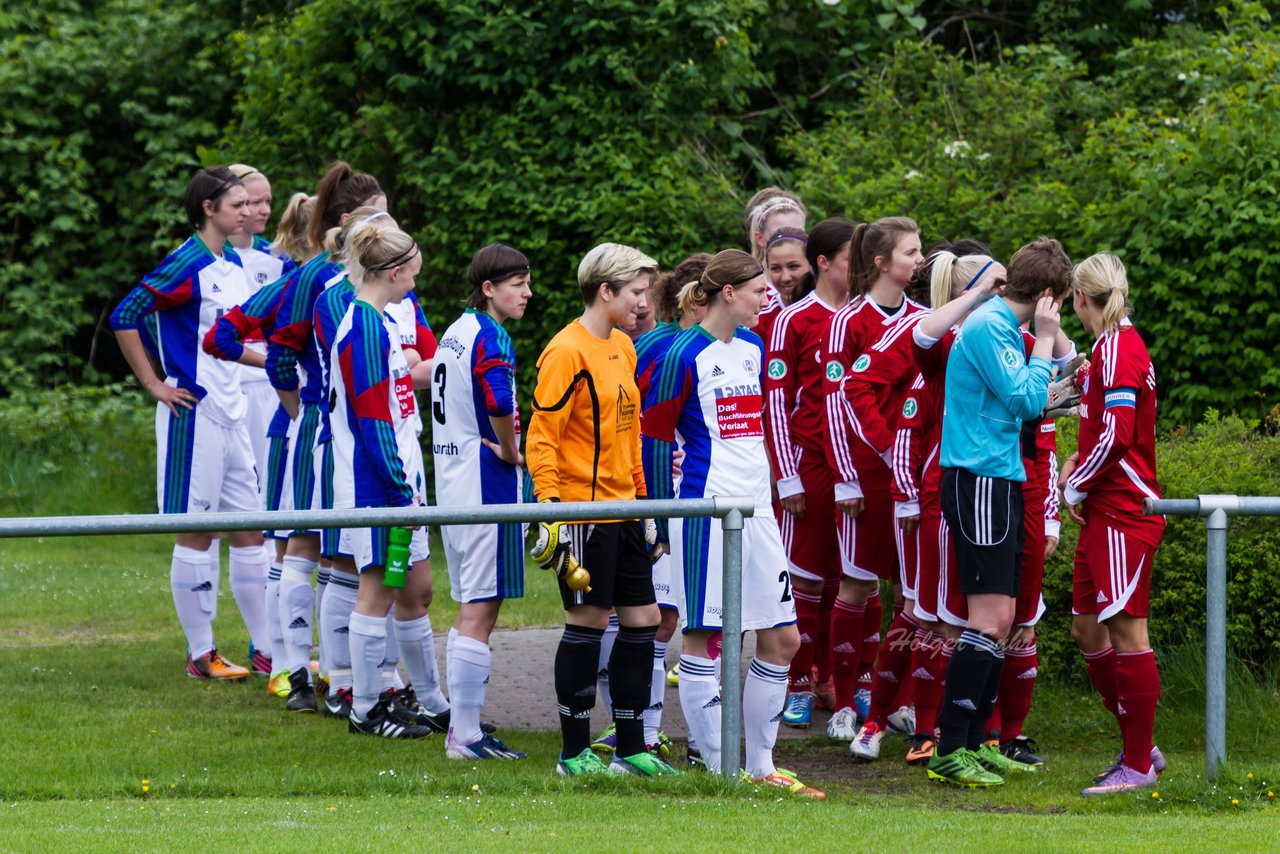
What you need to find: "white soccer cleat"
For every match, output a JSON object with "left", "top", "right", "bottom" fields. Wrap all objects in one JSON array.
[
  {"left": 887, "top": 705, "right": 916, "bottom": 735},
  {"left": 850, "top": 720, "right": 886, "bottom": 760},
  {"left": 826, "top": 706, "right": 858, "bottom": 740}
]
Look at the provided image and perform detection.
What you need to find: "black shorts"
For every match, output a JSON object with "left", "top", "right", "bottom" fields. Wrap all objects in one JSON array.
[
  {"left": 940, "top": 467, "right": 1025, "bottom": 597},
  {"left": 558, "top": 520, "right": 657, "bottom": 611}
]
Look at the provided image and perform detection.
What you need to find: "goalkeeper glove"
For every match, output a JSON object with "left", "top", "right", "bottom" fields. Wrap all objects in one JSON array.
[
  {"left": 531, "top": 500, "right": 591, "bottom": 591},
  {"left": 1045, "top": 374, "right": 1081, "bottom": 418}
]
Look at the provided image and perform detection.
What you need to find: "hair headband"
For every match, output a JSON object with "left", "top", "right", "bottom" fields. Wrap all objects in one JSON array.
[
  {"left": 964, "top": 259, "right": 995, "bottom": 292},
  {"left": 708, "top": 265, "right": 765, "bottom": 290},
  {"left": 367, "top": 243, "right": 419, "bottom": 273},
  {"left": 233, "top": 168, "right": 261, "bottom": 181},
  {"left": 361, "top": 211, "right": 392, "bottom": 224},
  {"left": 750, "top": 198, "right": 801, "bottom": 231},
  {"left": 488, "top": 263, "right": 531, "bottom": 283},
  {"left": 205, "top": 175, "right": 243, "bottom": 201},
  {"left": 766, "top": 230, "right": 808, "bottom": 251}
]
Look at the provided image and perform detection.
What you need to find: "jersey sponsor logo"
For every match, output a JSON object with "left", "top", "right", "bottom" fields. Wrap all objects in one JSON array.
[
  {"left": 767, "top": 358, "right": 787, "bottom": 379},
  {"left": 711, "top": 365, "right": 725, "bottom": 378},
  {"left": 902, "top": 397, "right": 918, "bottom": 419},
  {"left": 437, "top": 334, "right": 466, "bottom": 358},
  {"left": 433, "top": 441, "right": 459, "bottom": 456},
  {"left": 1040, "top": 422, "right": 1056, "bottom": 433},
  {"left": 825, "top": 360, "right": 845, "bottom": 381},
  {"left": 210, "top": 282, "right": 222, "bottom": 293},
  {"left": 1001, "top": 347, "right": 1021, "bottom": 369},
  {"left": 616, "top": 385, "right": 637, "bottom": 433},
  {"left": 393, "top": 367, "right": 416, "bottom": 420},
  {"left": 852, "top": 354, "right": 871, "bottom": 373},
  {"left": 713, "top": 383, "right": 764, "bottom": 439}
]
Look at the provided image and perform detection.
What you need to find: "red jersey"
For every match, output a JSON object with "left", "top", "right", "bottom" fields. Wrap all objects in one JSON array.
[
  {"left": 1064, "top": 321, "right": 1164, "bottom": 546},
  {"left": 756, "top": 283, "right": 784, "bottom": 353},
  {"left": 823, "top": 296, "right": 925, "bottom": 496},
  {"left": 764, "top": 292, "right": 842, "bottom": 492},
  {"left": 843, "top": 312, "right": 932, "bottom": 458}
]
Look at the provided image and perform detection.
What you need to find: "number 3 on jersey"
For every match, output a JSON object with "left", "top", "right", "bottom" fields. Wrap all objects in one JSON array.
[{"left": 432, "top": 362, "right": 447, "bottom": 425}]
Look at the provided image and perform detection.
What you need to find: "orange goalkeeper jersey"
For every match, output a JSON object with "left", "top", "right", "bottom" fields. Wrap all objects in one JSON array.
[{"left": 527, "top": 319, "right": 646, "bottom": 504}]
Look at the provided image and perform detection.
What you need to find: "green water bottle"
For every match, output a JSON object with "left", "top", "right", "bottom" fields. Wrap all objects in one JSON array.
[{"left": 384, "top": 527, "right": 411, "bottom": 588}]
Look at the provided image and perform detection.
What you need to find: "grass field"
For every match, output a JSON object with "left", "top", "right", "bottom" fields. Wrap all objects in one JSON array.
[{"left": 2, "top": 534, "right": 1279, "bottom": 851}]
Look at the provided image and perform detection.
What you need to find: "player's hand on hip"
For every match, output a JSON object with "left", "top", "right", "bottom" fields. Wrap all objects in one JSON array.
[
  {"left": 148, "top": 380, "right": 197, "bottom": 414},
  {"left": 481, "top": 437, "right": 524, "bottom": 468}
]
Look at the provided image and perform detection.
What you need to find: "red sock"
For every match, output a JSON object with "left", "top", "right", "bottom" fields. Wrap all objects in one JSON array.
[
  {"left": 857, "top": 592, "right": 882, "bottom": 691},
  {"left": 1083, "top": 646, "right": 1120, "bottom": 719},
  {"left": 814, "top": 576, "right": 839, "bottom": 685},
  {"left": 998, "top": 643, "right": 1038, "bottom": 743},
  {"left": 1116, "top": 649, "right": 1161, "bottom": 774},
  {"left": 789, "top": 587, "right": 821, "bottom": 692},
  {"left": 911, "top": 631, "right": 948, "bottom": 736},
  {"left": 985, "top": 704, "right": 1002, "bottom": 741},
  {"left": 830, "top": 597, "right": 865, "bottom": 709},
  {"left": 867, "top": 611, "right": 918, "bottom": 725}
]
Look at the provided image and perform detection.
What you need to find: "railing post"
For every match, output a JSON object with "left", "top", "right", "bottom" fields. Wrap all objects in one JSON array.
[
  {"left": 719, "top": 507, "right": 745, "bottom": 780},
  {"left": 1204, "top": 504, "right": 1229, "bottom": 780}
]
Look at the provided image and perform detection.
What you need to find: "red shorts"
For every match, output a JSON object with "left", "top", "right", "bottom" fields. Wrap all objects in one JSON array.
[
  {"left": 1071, "top": 509, "right": 1159, "bottom": 621},
  {"left": 838, "top": 484, "right": 898, "bottom": 582},
  {"left": 1015, "top": 485, "right": 1047, "bottom": 626},
  {"left": 895, "top": 517, "right": 919, "bottom": 601},
  {"left": 779, "top": 447, "right": 841, "bottom": 583},
  {"left": 917, "top": 491, "right": 966, "bottom": 627}
]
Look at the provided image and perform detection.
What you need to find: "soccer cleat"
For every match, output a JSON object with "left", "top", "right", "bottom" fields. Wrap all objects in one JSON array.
[
  {"left": 850, "top": 720, "right": 886, "bottom": 760},
  {"left": 590, "top": 722, "right": 618, "bottom": 754},
  {"left": 556, "top": 747, "right": 612, "bottom": 776},
  {"left": 314, "top": 673, "right": 329, "bottom": 699},
  {"left": 187, "top": 649, "right": 250, "bottom": 681},
  {"left": 686, "top": 744, "right": 704, "bottom": 769},
  {"left": 905, "top": 734, "right": 936, "bottom": 765},
  {"left": 446, "top": 729, "right": 527, "bottom": 760},
  {"left": 1081, "top": 762, "right": 1157, "bottom": 796},
  {"left": 649, "top": 732, "right": 674, "bottom": 760},
  {"left": 1094, "top": 745, "right": 1165, "bottom": 783},
  {"left": 853, "top": 688, "right": 872, "bottom": 724},
  {"left": 348, "top": 700, "right": 432, "bottom": 739},
  {"left": 388, "top": 687, "right": 444, "bottom": 731},
  {"left": 666, "top": 661, "right": 680, "bottom": 686},
  {"left": 887, "top": 705, "right": 916, "bottom": 735},
  {"left": 976, "top": 741, "right": 1037, "bottom": 774},
  {"left": 813, "top": 679, "right": 837, "bottom": 711},
  {"left": 782, "top": 692, "right": 815, "bottom": 728},
  {"left": 927, "top": 748, "right": 1005, "bottom": 787},
  {"left": 285, "top": 667, "right": 317, "bottom": 712},
  {"left": 1000, "top": 735, "right": 1045, "bottom": 767},
  {"left": 748, "top": 767, "right": 826, "bottom": 800},
  {"left": 826, "top": 706, "right": 858, "bottom": 740},
  {"left": 609, "top": 751, "right": 681, "bottom": 777},
  {"left": 323, "top": 687, "right": 353, "bottom": 718},
  {"left": 248, "top": 645, "right": 272, "bottom": 676},
  {"left": 268, "top": 671, "right": 292, "bottom": 698}
]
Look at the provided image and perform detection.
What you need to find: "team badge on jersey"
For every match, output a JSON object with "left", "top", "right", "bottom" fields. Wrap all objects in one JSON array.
[
  {"left": 902, "top": 397, "right": 918, "bottom": 419},
  {"left": 1001, "top": 347, "right": 1021, "bottom": 369},
  {"left": 852, "top": 354, "right": 871, "bottom": 373},
  {"left": 825, "top": 360, "right": 845, "bottom": 381},
  {"left": 767, "top": 358, "right": 787, "bottom": 379}
]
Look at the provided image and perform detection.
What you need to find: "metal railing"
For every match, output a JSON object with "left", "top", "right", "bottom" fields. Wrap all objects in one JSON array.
[
  {"left": 1144, "top": 494, "right": 1280, "bottom": 780},
  {"left": 0, "top": 496, "right": 755, "bottom": 779}
]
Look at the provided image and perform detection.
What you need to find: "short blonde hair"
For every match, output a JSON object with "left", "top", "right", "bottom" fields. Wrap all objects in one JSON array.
[{"left": 577, "top": 242, "right": 658, "bottom": 306}]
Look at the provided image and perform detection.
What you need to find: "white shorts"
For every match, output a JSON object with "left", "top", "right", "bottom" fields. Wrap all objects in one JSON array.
[
  {"left": 347, "top": 525, "right": 431, "bottom": 574},
  {"left": 242, "top": 379, "right": 277, "bottom": 507},
  {"left": 651, "top": 551, "right": 676, "bottom": 610},
  {"left": 443, "top": 521, "right": 526, "bottom": 603},
  {"left": 672, "top": 514, "right": 797, "bottom": 633},
  {"left": 155, "top": 403, "right": 259, "bottom": 515}
]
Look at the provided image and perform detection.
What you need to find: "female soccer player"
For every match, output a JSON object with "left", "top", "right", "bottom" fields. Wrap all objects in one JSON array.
[
  {"left": 763, "top": 219, "right": 855, "bottom": 728},
  {"left": 764, "top": 227, "right": 811, "bottom": 307},
  {"left": 110, "top": 166, "right": 269, "bottom": 681},
  {"left": 432, "top": 243, "right": 533, "bottom": 760},
  {"left": 822, "top": 217, "right": 925, "bottom": 744},
  {"left": 645, "top": 248, "right": 823, "bottom": 799},
  {"left": 1063, "top": 253, "right": 1166, "bottom": 795},
  {"left": 327, "top": 222, "right": 434, "bottom": 739},
  {"left": 526, "top": 243, "right": 676, "bottom": 777},
  {"left": 927, "top": 237, "right": 1072, "bottom": 787},
  {"left": 746, "top": 189, "right": 807, "bottom": 348},
  {"left": 267, "top": 161, "right": 385, "bottom": 712}
]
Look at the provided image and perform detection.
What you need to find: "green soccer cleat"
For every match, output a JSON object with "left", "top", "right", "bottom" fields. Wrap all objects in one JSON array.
[
  {"left": 976, "top": 741, "right": 1038, "bottom": 774},
  {"left": 609, "top": 751, "right": 681, "bottom": 777},
  {"left": 556, "top": 748, "right": 612, "bottom": 777},
  {"left": 666, "top": 662, "right": 680, "bottom": 686},
  {"left": 926, "top": 748, "right": 1005, "bottom": 788}
]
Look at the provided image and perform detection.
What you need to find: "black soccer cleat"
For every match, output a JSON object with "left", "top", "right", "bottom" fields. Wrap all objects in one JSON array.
[
  {"left": 393, "top": 686, "right": 497, "bottom": 734},
  {"left": 323, "top": 686, "right": 352, "bottom": 719},
  {"left": 348, "top": 700, "right": 432, "bottom": 739},
  {"left": 1000, "top": 735, "right": 1045, "bottom": 767},
  {"left": 285, "top": 666, "right": 317, "bottom": 713}
]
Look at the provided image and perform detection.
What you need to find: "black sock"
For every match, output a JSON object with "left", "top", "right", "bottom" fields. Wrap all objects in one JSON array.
[
  {"left": 937, "top": 630, "right": 1001, "bottom": 756},
  {"left": 555, "top": 624, "right": 604, "bottom": 759},
  {"left": 609, "top": 624, "right": 657, "bottom": 758},
  {"left": 968, "top": 650, "right": 1006, "bottom": 750}
]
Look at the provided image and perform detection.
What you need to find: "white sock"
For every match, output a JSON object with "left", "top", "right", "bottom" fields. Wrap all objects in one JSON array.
[
  {"left": 171, "top": 545, "right": 215, "bottom": 659},
  {"left": 205, "top": 539, "right": 222, "bottom": 623},
  {"left": 349, "top": 611, "right": 387, "bottom": 720},
  {"left": 261, "top": 541, "right": 274, "bottom": 569},
  {"left": 381, "top": 611, "right": 400, "bottom": 693},
  {"left": 279, "top": 556, "right": 316, "bottom": 678},
  {"left": 319, "top": 568, "right": 358, "bottom": 692},
  {"left": 744, "top": 657, "right": 789, "bottom": 778},
  {"left": 266, "top": 561, "right": 286, "bottom": 673},
  {"left": 395, "top": 615, "right": 448, "bottom": 714},
  {"left": 315, "top": 563, "right": 330, "bottom": 668},
  {"left": 678, "top": 654, "right": 721, "bottom": 773},
  {"left": 447, "top": 629, "right": 491, "bottom": 745},
  {"left": 644, "top": 640, "right": 669, "bottom": 746},
  {"left": 598, "top": 611, "right": 619, "bottom": 716},
  {"left": 229, "top": 545, "right": 270, "bottom": 654}
]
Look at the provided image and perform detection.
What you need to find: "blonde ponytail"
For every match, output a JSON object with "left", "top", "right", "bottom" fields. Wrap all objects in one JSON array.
[
  {"left": 349, "top": 224, "right": 418, "bottom": 289},
  {"left": 929, "top": 250, "right": 996, "bottom": 308},
  {"left": 270, "top": 192, "right": 313, "bottom": 260},
  {"left": 1073, "top": 253, "right": 1130, "bottom": 333},
  {"left": 929, "top": 251, "right": 958, "bottom": 310}
]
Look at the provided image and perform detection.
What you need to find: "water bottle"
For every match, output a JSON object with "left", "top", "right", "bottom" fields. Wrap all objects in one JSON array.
[{"left": 384, "top": 527, "right": 411, "bottom": 589}]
